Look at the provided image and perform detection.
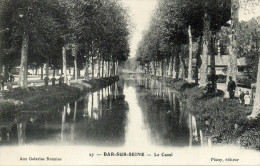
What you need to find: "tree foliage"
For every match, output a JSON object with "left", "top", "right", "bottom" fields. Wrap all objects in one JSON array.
[{"left": 0, "top": 0, "right": 130, "bottom": 80}]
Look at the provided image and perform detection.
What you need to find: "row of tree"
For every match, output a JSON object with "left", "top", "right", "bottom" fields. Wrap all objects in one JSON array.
[
  {"left": 0, "top": 0, "right": 130, "bottom": 86},
  {"left": 136, "top": 0, "right": 233, "bottom": 89},
  {"left": 135, "top": 0, "right": 260, "bottom": 118}
]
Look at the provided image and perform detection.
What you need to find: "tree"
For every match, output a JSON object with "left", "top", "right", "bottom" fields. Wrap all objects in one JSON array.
[
  {"left": 247, "top": 18, "right": 260, "bottom": 119},
  {"left": 249, "top": 47, "right": 260, "bottom": 118},
  {"left": 199, "top": 4, "right": 211, "bottom": 87},
  {"left": 226, "top": 0, "right": 239, "bottom": 86},
  {"left": 0, "top": 0, "right": 67, "bottom": 88},
  {"left": 187, "top": 25, "right": 193, "bottom": 82},
  {"left": 0, "top": 0, "right": 130, "bottom": 87},
  {"left": 136, "top": 0, "right": 230, "bottom": 87},
  {"left": 238, "top": 18, "right": 260, "bottom": 80}
]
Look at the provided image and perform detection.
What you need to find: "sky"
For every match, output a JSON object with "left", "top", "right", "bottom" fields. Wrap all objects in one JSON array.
[
  {"left": 122, "top": 0, "right": 260, "bottom": 58},
  {"left": 239, "top": 0, "right": 260, "bottom": 21},
  {"left": 122, "top": 0, "right": 158, "bottom": 58}
]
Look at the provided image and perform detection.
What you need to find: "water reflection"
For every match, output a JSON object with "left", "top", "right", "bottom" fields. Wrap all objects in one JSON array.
[
  {"left": 1, "top": 77, "right": 212, "bottom": 148},
  {"left": 124, "top": 86, "right": 151, "bottom": 147},
  {"left": 17, "top": 122, "right": 26, "bottom": 145}
]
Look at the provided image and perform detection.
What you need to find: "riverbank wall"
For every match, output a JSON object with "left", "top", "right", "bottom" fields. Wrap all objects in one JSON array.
[
  {"left": 149, "top": 75, "right": 260, "bottom": 150},
  {"left": 0, "top": 76, "right": 119, "bottom": 121}
]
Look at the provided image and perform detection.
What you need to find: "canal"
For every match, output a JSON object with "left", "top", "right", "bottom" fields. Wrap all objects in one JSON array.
[{"left": 1, "top": 76, "right": 207, "bottom": 147}]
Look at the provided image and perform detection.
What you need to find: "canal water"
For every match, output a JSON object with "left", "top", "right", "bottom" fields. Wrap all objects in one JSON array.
[{"left": 0, "top": 76, "right": 205, "bottom": 147}]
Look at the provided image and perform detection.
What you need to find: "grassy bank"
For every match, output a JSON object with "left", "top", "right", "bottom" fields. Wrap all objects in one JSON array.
[
  {"left": 0, "top": 76, "right": 119, "bottom": 120},
  {"left": 156, "top": 76, "right": 260, "bottom": 150}
]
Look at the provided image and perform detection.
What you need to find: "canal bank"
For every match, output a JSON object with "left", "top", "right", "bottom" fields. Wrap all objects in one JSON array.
[
  {"left": 148, "top": 75, "right": 260, "bottom": 151},
  {"left": 0, "top": 76, "right": 119, "bottom": 120}
]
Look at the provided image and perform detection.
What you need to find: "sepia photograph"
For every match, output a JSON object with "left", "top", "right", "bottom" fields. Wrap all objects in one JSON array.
[{"left": 0, "top": 0, "right": 260, "bottom": 165}]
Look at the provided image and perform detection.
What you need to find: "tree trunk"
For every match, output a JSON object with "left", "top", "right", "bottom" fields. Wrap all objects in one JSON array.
[
  {"left": 249, "top": 32, "right": 260, "bottom": 118},
  {"left": 4, "top": 65, "right": 8, "bottom": 81},
  {"left": 108, "top": 60, "right": 110, "bottom": 77},
  {"left": 41, "top": 64, "right": 43, "bottom": 80},
  {"left": 152, "top": 61, "right": 156, "bottom": 76},
  {"left": 175, "top": 48, "right": 181, "bottom": 79},
  {"left": 97, "top": 54, "right": 101, "bottom": 78},
  {"left": 46, "top": 56, "right": 49, "bottom": 78},
  {"left": 195, "top": 36, "right": 202, "bottom": 84},
  {"left": 210, "top": 33, "right": 217, "bottom": 92},
  {"left": 180, "top": 56, "right": 187, "bottom": 79},
  {"left": 84, "top": 59, "right": 89, "bottom": 80},
  {"left": 226, "top": 0, "right": 239, "bottom": 85},
  {"left": 104, "top": 61, "right": 107, "bottom": 77},
  {"left": 172, "top": 56, "right": 176, "bottom": 78},
  {"left": 115, "top": 60, "right": 119, "bottom": 76},
  {"left": 72, "top": 44, "right": 78, "bottom": 81},
  {"left": 217, "top": 40, "right": 221, "bottom": 58},
  {"left": 113, "top": 61, "right": 116, "bottom": 76},
  {"left": 73, "top": 66, "right": 75, "bottom": 78},
  {"left": 165, "top": 58, "right": 169, "bottom": 76},
  {"left": 179, "top": 59, "right": 184, "bottom": 79},
  {"left": 19, "top": 31, "right": 29, "bottom": 88},
  {"left": 188, "top": 25, "right": 193, "bottom": 82},
  {"left": 0, "top": 55, "right": 3, "bottom": 74},
  {"left": 102, "top": 58, "right": 104, "bottom": 77},
  {"left": 169, "top": 56, "right": 174, "bottom": 77},
  {"left": 62, "top": 47, "right": 67, "bottom": 84},
  {"left": 199, "top": 9, "right": 211, "bottom": 87},
  {"left": 53, "top": 69, "right": 55, "bottom": 77},
  {"left": 92, "top": 53, "right": 95, "bottom": 79},
  {"left": 161, "top": 59, "right": 164, "bottom": 77}
]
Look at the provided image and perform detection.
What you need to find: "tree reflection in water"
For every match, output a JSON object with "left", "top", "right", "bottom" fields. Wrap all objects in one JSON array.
[{"left": 1, "top": 77, "right": 212, "bottom": 148}]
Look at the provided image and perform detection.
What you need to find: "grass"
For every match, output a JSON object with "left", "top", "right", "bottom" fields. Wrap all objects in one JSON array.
[
  {"left": 159, "top": 76, "right": 260, "bottom": 150},
  {"left": 0, "top": 100, "right": 18, "bottom": 122},
  {"left": 2, "top": 84, "right": 80, "bottom": 111},
  {"left": 0, "top": 76, "right": 119, "bottom": 113}
]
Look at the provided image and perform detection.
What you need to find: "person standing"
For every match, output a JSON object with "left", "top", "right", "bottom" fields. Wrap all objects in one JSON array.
[
  {"left": 227, "top": 76, "right": 236, "bottom": 99},
  {"left": 51, "top": 77, "right": 56, "bottom": 86},
  {"left": 44, "top": 76, "right": 49, "bottom": 86},
  {"left": 9, "top": 73, "right": 14, "bottom": 82},
  {"left": 58, "top": 75, "right": 64, "bottom": 85}
]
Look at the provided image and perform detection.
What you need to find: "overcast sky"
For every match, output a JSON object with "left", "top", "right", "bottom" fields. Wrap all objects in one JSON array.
[
  {"left": 122, "top": 0, "right": 158, "bottom": 58},
  {"left": 122, "top": 0, "right": 260, "bottom": 58}
]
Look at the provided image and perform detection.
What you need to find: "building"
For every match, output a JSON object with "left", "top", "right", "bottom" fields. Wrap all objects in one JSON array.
[{"left": 193, "top": 55, "right": 248, "bottom": 76}]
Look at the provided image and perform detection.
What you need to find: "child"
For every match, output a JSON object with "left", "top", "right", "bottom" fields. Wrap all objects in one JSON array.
[
  {"left": 244, "top": 91, "right": 251, "bottom": 105},
  {"left": 239, "top": 89, "right": 245, "bottom": 105}
]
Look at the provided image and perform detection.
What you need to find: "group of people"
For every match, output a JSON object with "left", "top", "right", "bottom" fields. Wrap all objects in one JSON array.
[
  {"left": 0, "top": 73, "right": 15, "bottom": 90},
  {"left": 239, "top": 89, "right": 251, "bottom": 105},
  {"left": 43, "top": 74, "right": 72, "bottom": 86},
  {"left": 227, "top": 76, "right": 251, "bottom": 105}
]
